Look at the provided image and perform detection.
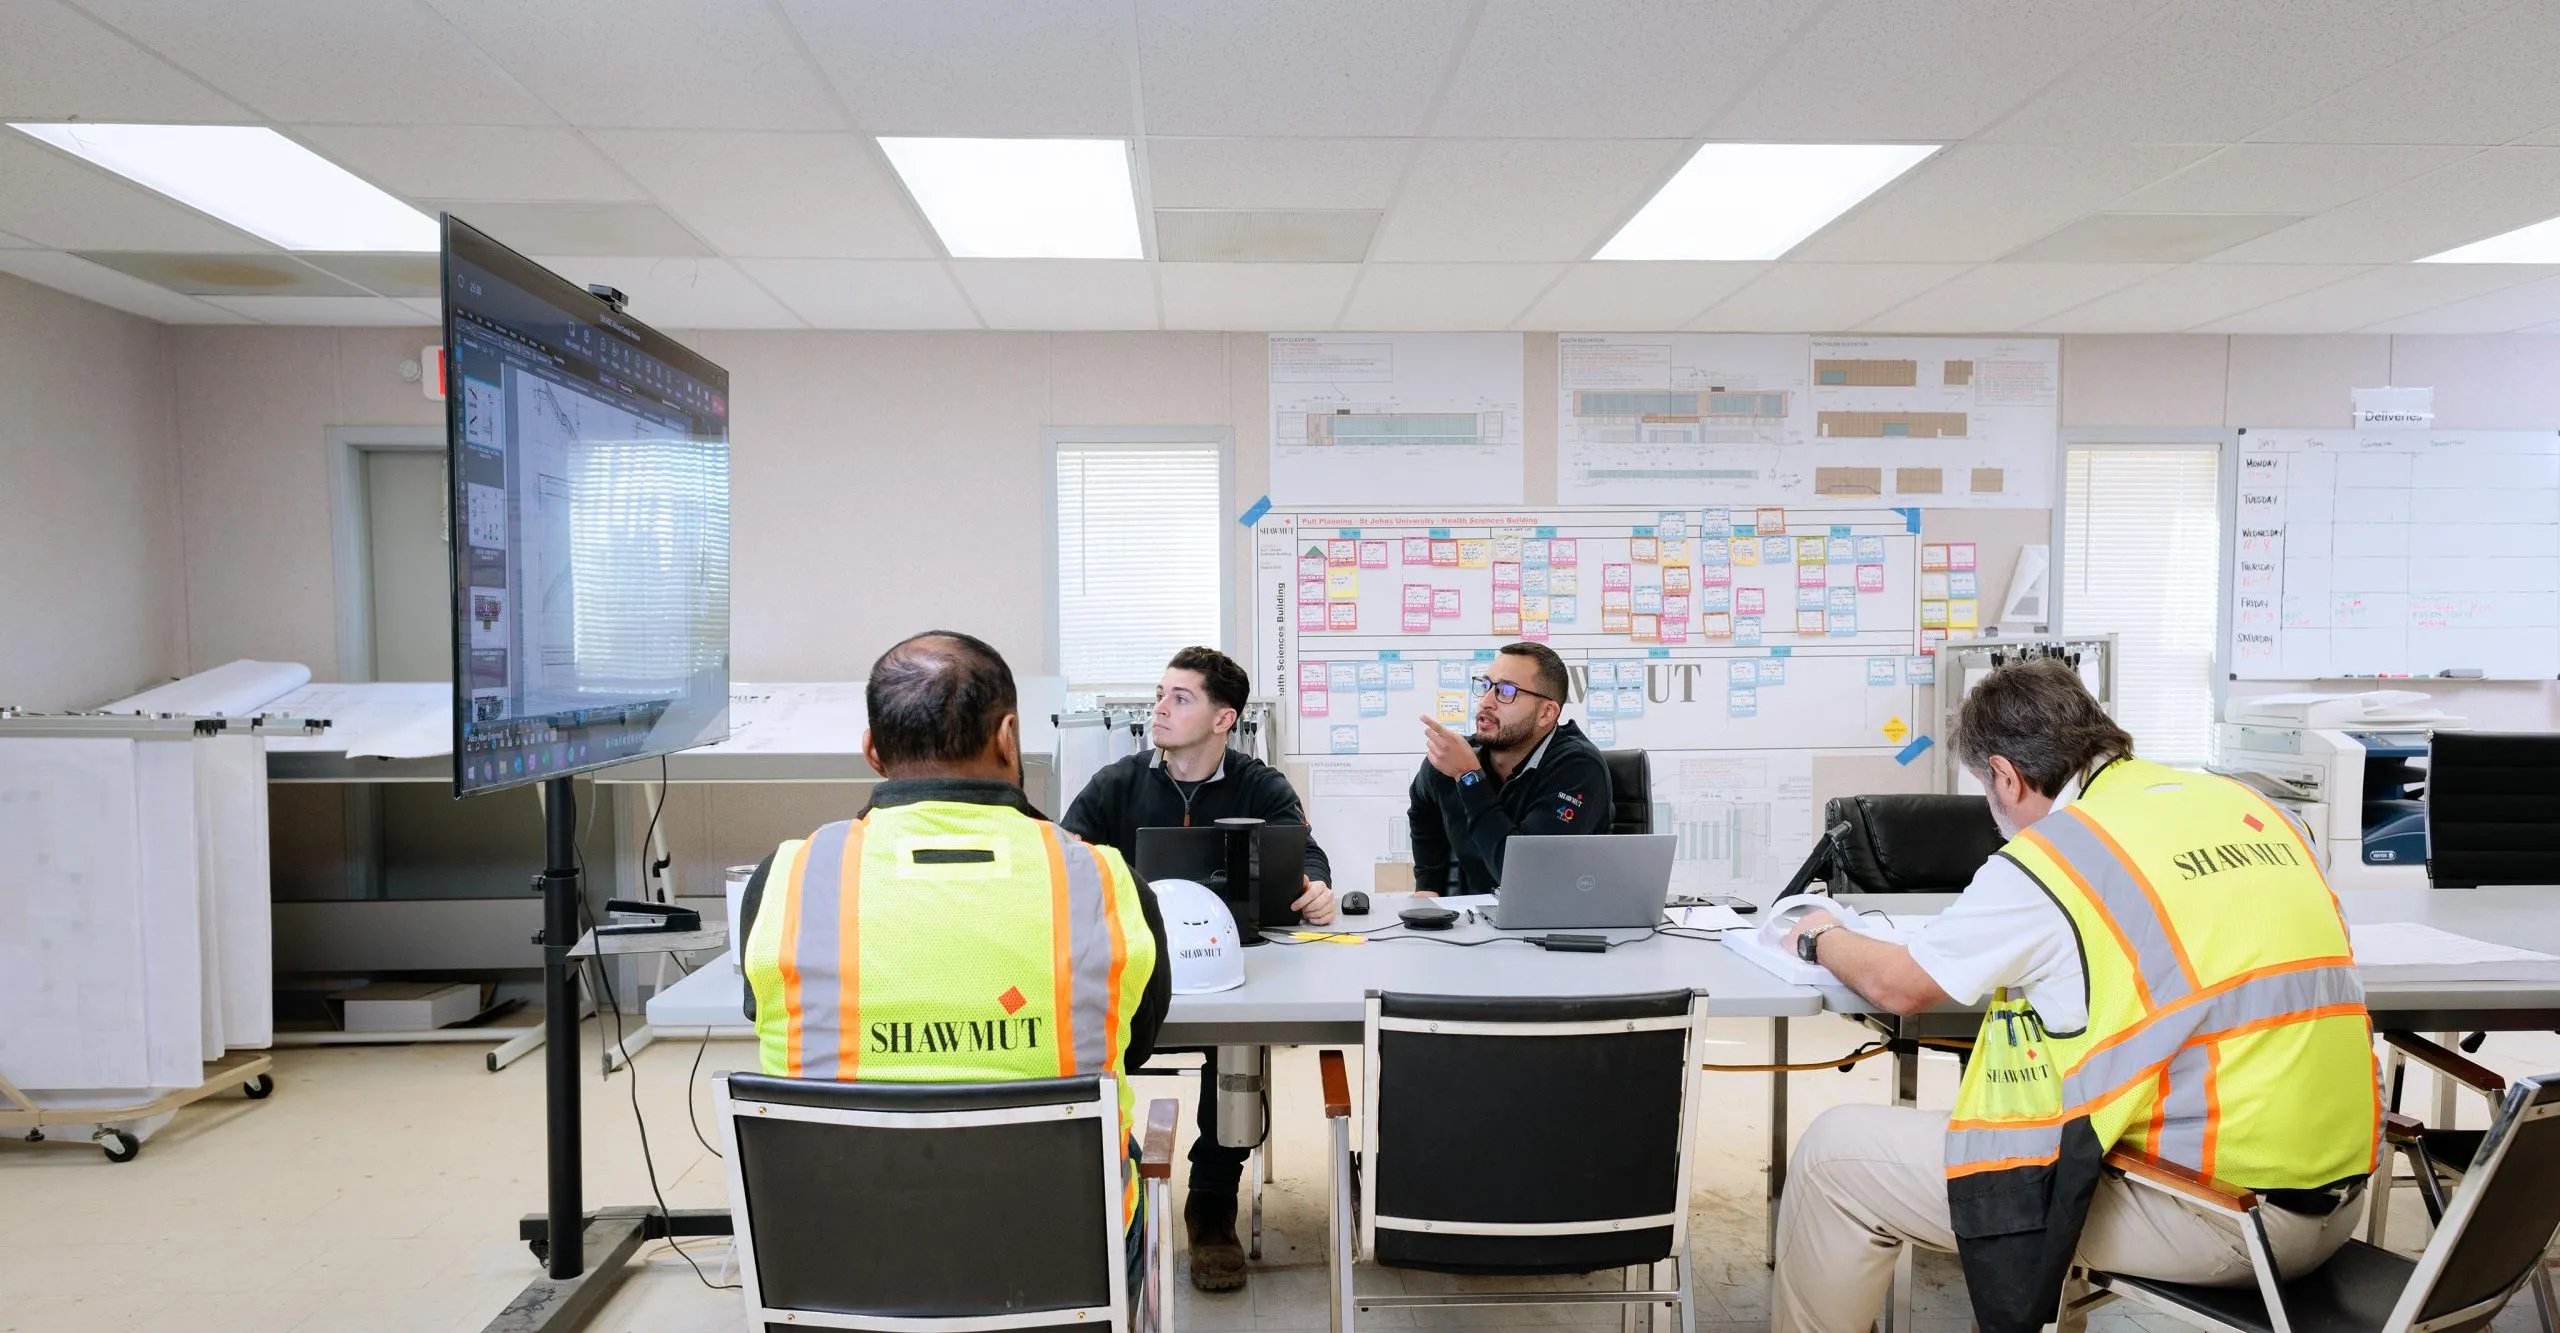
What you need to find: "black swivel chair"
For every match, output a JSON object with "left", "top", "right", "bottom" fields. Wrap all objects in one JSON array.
[
  {"left": 2425, "top": 732, "right": 2560, "bottom": 888},
  {"left": 1602, "top": 748, "right": 1651, "bottom": 835},
  {"left": 2069, "top": 1072, "right": 2560, "bottom": 1333},
  {"left": 1777, "top": 793, "right": 2008, "bottom": 898},
  {"left": 716, "top": 1072, "right": 1178, "bottom": 1331},
  {"left": 1319, "top": 989, "right": 1710, "bottom": 1332}
]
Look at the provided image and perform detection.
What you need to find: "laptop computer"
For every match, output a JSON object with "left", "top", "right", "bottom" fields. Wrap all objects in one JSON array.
[
  {"left": 1133, "top": 824, "right": 1308, "bottom": 933},
  {"left": 1490, "top": 834, "right": 1677, "bottom": 930}
]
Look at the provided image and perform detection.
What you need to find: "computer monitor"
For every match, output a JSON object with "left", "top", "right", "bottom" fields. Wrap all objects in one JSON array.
[
  {"left": 1134, "top": 824, "right": 1308, "bottom": 935},
  {"left": 442, "top": 215, "right": 731, "bottom": 796}
]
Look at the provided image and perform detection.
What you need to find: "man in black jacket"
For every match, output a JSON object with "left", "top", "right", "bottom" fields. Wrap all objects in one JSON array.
[
  {"left": 1062, "top": 646, "right": 1334, "bottom": 1294},
  {"left": 1409, "top": 640, "right": 1612, "bottom": 895}
]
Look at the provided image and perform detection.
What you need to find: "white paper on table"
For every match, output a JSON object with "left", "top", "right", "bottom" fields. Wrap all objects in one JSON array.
[
  {"left": 2350, "top": 921, "right": 2560, "bottom": 983},
  {"left": 1726, "top": 897, "right": 1905, "bottom": 986},
  {"left": 1666, "top": 904, "right": 1752, "bottom": 932},
  {"left": 102, "top": 660, "right": 310, "bottom": 716},
  {"left": 264, "top": 683, "right": 450, "bottom": 756}
]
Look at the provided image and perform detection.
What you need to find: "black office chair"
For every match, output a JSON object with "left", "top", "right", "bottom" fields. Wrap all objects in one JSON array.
[
  {"left": 1602, "top": 748, "right": 1651, "bottom": 834},
  {"left": 1778, "top": 793, "right": 2007, "bottom": 898},
  {"left": 2066, "top": 1072, "right": 2560, "bottom": 1333},
  {"left": 1318, "top": 990, "right": 1709, "bottom": 1332},
  {"left": 2425, "top": 732, "right": 2560, "bottom": 888},
  {"left": 716, "top": 1072, "right": 1178, "bottom": 1331}
]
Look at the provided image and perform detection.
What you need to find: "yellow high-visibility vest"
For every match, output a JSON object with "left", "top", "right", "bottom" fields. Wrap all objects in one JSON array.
[
  {"left": 741, "top": 797, "right": 1159, "bottom": 1219},
  {"left": 1943, "top": 757, "right": 2379, "bottom": 1332}
]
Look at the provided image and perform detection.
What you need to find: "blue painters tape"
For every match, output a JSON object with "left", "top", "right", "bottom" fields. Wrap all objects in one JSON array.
[
  {"left": 1237, "top": 494, "right": 1272, "bottom": 526},
  {"left": 1894, "top": 735, "right": 1934, "bottom": 766},
  {"left": 1896, "top": 507, "right": 1923, "bottom": 533}
]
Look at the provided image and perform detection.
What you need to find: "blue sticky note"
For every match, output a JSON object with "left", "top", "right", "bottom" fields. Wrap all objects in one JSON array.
[
  {"left": 1633, "top": 585, "right": 1662, "bottom": 613},
  {"left": 1856, "top": 535, "right": 1886, "bottom": 564},
  {"left": 1328, "top": 663, "right": 1360, "bottom": 691},
  {"left": 1386, "top": 662, "right": 1417, "bottom": 690},
  {"left": 1828, "top": 610, "right": 1858, "bottom": 635},
  {"left": 1524, "top": 540, "right": 1550, "bottom": 569},
  {"left": 1702, "top": 586, "right": 1732, "bottom": 613},
  {"left": 1734, "top": 617, "right": 1762, "bottom": 646},
  {"left": 1895, "top": 734, "right": 1934, "bottom": 765},
  {"left": 1828, "top": 587, "right": 1859, "bottom": 612},
  {"left": 1702, "top": 508, "right": 1732, "bottom": 537},
  {"left": 1827, "top": 537, "right": 1855, "bottom": 563},
  {"left": 1867, "top": 658, "right": 1898, "bottom": 686},
  {"left": 1357, "top": 662, "right": 1386, "bottom": 688},
  {"left": 1904, "top": 656, "right": 1936, "bottom": 685},
  {"left": 1551, "top": 595, "right": 1577, "bottom": 621},
  {"left": 1728, "top": 660, "right": 1757, "bottom": 686},
  {"left": 1616, "top": 686, "right": 1644, "bottom": 717},
  {"left": 1728, "top": 689, "right": 1758, "bottom": 719},
  {"left": 1587, "top": 689, "right": 1616, "bottom": 717},
  {"left": 1331, "top": 725, "right": 1362, "bottom": 755},
  {"left": 1358, "top": 689, "right": 1389, "bottom": 717},
  {"left": 1588, "top": 718, "right": 1617, "bottom": 746},
  {"left": 1588, "top": 661, "right": 1617, "bottom": 688},
  {"left": 1762, "top": 535, "right": 1792, "bottom": 564},
  {"left": 1951, "top": 571, "right": 1979, "bottom": 598},
  {"left": 1238, "top": 494, "right": 1273, "bottom": 526},
  {"left": 1757, "top": 658, "right": 1786, "bottom": 686},
  {"left": 1798, "top": 586, "right": 1826, "bottom": 611},
  {"left": 1438, "top": 660, "right": 1467, "bottom": 689}
]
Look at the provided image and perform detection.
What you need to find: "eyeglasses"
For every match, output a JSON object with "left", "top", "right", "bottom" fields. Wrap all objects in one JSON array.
[{"left": 1470, "top": 675, "right": 1557, "bottom": 705}]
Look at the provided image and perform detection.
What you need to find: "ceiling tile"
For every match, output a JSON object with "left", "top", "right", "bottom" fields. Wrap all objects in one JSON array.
[
  {"left": 0, "top": 0, "right": 253, "bottom": 122},
  {"left": 2360, "top": 274, "right": 2560, "bottom": 334},
  {"left": 1337, "top": 263, "right": 1564, "bottom": 330},
  {"left": 737, "top": 258, "right": 981, "bottom": 328},
  {"left": 2026, "top": 263, "right": 2373, "bottom": 332},
  {"left": 298, "top": 253, "right": 442, "bottom": 298},
  {"left": 2211, "top": 148, "right": 2560, "bottom": 263},
  {"left": 0, "top": 249, "right": 245, "bottom": 322},
  {"left": 200, "top": 294, "right": 435, "bottom": 325},
  {"left": 0, "top": 132, "right": 266, "bottom": 251},
  {"left": 1369, "top": 139, "right": 1687, "bottom": 262},
  {"left": 2004, "top": 213, "right": 2301, "bottom": 263},
  {"left": 2195, "top": 264, "right": 2551, "bottom": 334},
  {"left": 585, "top": 131, "right": 935, "bottom": 259},
  {"left": 1146, "top": 138, "right": 1411, "bottom": 211},
  {"left": 1433, "top": 0, "right": 1822, "bottom": 137},
  {"left": 289, "top": 126, "right": 641, "bottom": 203},
  {"left": 1159, "top": 262, "right": 1360, "bottom": 329},
  {"left": 1135, "top": 0, "right": 1478, "bottom": 137},
  {"left": 72, "top": 0, "right": 553, "bottom": 125},
  {"left": 949, "top": 260, "right": 1157, "bottom": 329},
  {"left": 1857, "top": 262, "right": 2167, "bottom": 332},
  {"left": 1688, "top": 263, "right": 1971, "bottom": 331},
  {"left": 425, "top": 201, "right": 711, "bottom": 257},
  {"left": 1516, "top": 262, "right": 1767, "bottom": 330},
  {"left": 1791, "top": 144, "right": 2209, "bottom": 263},
  {"left": 73, "top": 251, "right": 367, "bottom": 297},
  {"left": 2256, "top": 4, "right": 2560, "bottom": 146},
  {"left": 1711, "top": 0, "right": 2140, "bottom": 141},
  {"left": 1982, "top": 0, "right": 2513, "bottom": 143},
  {"left": 529, "top": 256, "right": 805, "bottom": 329},
  {"left": 781, "top": 0, "right": 1135, "bottom": 135},
  {"left": 422, "top": 0, "right": 848, "bottom": 130},
  {"left": 0, "top": 227, "right": 35, "bottom": 247},
  {"left": 2112, "top": 144, "right": 2479, "bottom": 216}
]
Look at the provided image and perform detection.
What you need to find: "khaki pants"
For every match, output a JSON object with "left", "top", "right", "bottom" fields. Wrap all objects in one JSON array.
[{"left": 1771, "top": 1105, "right": 2359, "bottom": 1333}]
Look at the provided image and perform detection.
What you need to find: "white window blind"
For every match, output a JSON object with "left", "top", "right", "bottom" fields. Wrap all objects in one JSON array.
[
  {"left": 2062, "top": 447, "right": 2221, "bottom": 766},
  {"left": 1056, "top": 445, "right": 1223, "bottom": 688}
]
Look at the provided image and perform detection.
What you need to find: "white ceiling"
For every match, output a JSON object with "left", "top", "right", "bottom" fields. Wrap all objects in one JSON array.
[{"left": 10, "top": 0, "right": 2560, "bottom": 333}]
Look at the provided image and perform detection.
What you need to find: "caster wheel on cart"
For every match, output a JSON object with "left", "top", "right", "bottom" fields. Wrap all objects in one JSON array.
[
  {"left": 99, "top": 1130, "right": 141, "bottom": 1163},
  {"left": 243, "top": 1073, "right": 275, "bottom": 1099}
]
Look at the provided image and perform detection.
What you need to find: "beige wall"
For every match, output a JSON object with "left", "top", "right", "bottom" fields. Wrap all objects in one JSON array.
[
  {"left": 121, "top": 322, "right": 2560, "bottom": 735},
  {"left": 0, "top": 272, "right": 182, "bottom": 708}
]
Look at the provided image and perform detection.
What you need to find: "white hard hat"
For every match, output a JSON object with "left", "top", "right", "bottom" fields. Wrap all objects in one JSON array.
[{"left": 1154, "top": 878, "right": 1245, "bottom": 995}]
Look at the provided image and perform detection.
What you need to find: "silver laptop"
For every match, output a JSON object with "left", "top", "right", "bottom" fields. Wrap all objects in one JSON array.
[{"left": 1490, "top": 835, "right": 1678, "bottom": 930}]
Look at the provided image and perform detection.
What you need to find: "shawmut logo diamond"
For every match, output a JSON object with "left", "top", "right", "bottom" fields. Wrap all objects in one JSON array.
[{"left": 998, "top": 986, "right": 1027, "bottom": 1015}]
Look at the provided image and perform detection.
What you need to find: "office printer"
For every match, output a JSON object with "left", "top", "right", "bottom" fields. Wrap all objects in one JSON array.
[{"left": 2212, "top": 691, "right": 2465, "bottom": 890}]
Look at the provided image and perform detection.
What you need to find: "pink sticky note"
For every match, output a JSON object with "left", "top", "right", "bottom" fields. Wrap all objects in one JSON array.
[
  {"left": 1603, "top": 563, "right": 1632, "bottom": 589},
  {"left": 1402, "top": 537, "right": 1432, "bottom": 564},
  {"left": 1300, "top": 690, "right": 1329, "bottom": 717},
  {"left": 1663, "top": 594, "right": 1691, "bottom": 619},
  {"left": 1494, "top": 586, "right": 1521, "bottom": 610},
  {"left": 1432, "top": 588, "right": 1462, "bottom": 618},
  {"left": 1549, "top": 539, "right": 1579, "bottom": 566},
  {"left": 1493, "top": 562, "right": 1521, "bottom": 588},
  {"left": 1737, "top": 588, "right": 1766, "bottom": 615},
  {"left": 1299, "top": 603, "right": 1326, "bottom": 631},
  {"left": 1359, "top": 541, "right": 1390, "bottom": 568},
  {"left": 1299, "top": 579, "right": 1325, "bottom": 604},
  {"left": 1328, "top": 602, "right": 1357, "bottom": 631},
  {"left": 1658, "top": 617, "right": 1689, "bottom": 644},
  {"left": 1300, "top": 554, "right": 1326, "bottom": 578},
  {"left": 1663, "top": 566, "right": 1691, "bottom": 593},
  {"left": 1951, "top": 542, "right": 1977, "bottom": 572},
  {"left": 1327, "top": 539, "right": 1358, "bottom": 566},
  {"left": 1402, "top": 608, "right": 1432, "bottom": 633},
  {"left": 1430, "top": 540, "right": 1460, "bottom": 567},
  {"left": 1520, "top": 617, "right": 1549, "bottom": 642},
  {"left": 1856, "top": 564, "right": 1887, "bottom": 593},
  {"left": 1299, "top": 663, "right": 1327, "bottom": 687},
  {"left": 1700, "top": 563, "right": 1731, "bottom": 587},
  {"left": 1403, "top": 583, "right": 1433, "bottom": 609}
]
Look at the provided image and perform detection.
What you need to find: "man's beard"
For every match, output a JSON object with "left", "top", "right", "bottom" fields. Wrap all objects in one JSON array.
[{"left": 1479, "top": 713, "right": 1539, "bottom": 750}]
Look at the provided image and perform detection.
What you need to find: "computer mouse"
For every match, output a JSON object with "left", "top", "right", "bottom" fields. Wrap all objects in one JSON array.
[{"left": 1340, "top": 891, "right": 1370, "bottom": 916}]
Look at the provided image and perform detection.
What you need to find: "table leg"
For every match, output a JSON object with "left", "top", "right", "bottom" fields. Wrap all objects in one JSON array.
[
  {"left": 1893, "top": 1017, "right": 1918, "bottom": 1109},
  {"left": 1767, "top": 1017, "right": 1788, "bottom": 1268},
  {"left": 2433, "top": 1032, "right": 2460, "bottom": 1129}
]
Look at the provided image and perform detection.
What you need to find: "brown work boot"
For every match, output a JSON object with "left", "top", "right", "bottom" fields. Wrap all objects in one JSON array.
[{"left": 1184, "top": 1191, "right": 1248, "bottom": 1292}]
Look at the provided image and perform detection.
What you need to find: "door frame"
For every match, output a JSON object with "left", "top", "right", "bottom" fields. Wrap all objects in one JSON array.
[{"left": 326, "top": 425, "right": 446, "bottom": 684}]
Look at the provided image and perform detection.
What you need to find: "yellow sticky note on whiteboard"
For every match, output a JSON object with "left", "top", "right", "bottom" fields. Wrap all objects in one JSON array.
[{"left": 1436, "top": 692, "right": 1467, "bottom": 724}]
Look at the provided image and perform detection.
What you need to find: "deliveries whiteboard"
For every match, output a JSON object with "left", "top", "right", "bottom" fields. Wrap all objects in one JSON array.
[{"left": 2228, "top": 429, "right": 2560, "bottom": 680}]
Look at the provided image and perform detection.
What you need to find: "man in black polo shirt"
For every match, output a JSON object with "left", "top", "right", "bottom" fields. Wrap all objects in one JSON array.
[{"left": 1408, "top": 641, "right": 1612, "bottom": 895}]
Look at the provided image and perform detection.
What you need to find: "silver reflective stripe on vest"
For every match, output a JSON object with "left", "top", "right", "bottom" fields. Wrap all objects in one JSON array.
[
  {"left": 2153, "top": 1045, "right": 2211, "bottom": 1169},
  {"left": 2062, "top": 964, "right": 2363, "bottom": 1111},
  {"left": 789, "top": 819, "right": 855, "bottom": 1080},
  {"left": 2033, "top": 809, "right": 2192, "bottom": 1006},
  {"left": 1947, "top": 1122, "right": 2065, "bottom": 1169},
  {"left": 1051, "top": 825, "right": 1114, "bottom": 1075}
]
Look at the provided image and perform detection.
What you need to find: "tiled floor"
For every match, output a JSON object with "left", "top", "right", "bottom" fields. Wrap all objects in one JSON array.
[{"left": 1, "top": 1015, "right": 2549, "bottom": 1333}]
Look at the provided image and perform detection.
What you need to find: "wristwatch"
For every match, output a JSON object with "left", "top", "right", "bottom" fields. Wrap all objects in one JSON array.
[
  {"left": 1458, "top": 769, "right": 1483, "bottom": 788},
  {"left": 1795, "top": 923, "right": 1838, "bottom": 963}
]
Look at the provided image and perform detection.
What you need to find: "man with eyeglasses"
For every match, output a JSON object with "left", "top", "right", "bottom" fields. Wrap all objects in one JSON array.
[{"left": 1407, "top": 640, "right": 1613, "bottom": 896}]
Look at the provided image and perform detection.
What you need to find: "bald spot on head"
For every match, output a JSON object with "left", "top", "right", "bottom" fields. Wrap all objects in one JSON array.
[{"left": 864, "top": 630, "right": 1019, "bottom": 778}]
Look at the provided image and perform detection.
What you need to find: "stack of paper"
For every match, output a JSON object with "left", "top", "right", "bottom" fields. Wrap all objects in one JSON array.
[
  {"left": 1726, "top": 897, "right": 1905, "bottom": 987},
  {"left": 2350, "top": 922, "right": 2560, "bottom": 984}
]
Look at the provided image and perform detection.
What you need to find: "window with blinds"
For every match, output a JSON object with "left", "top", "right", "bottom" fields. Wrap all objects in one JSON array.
[
  {"left": 1055, "top": 445, "right": 1224, "bottom": 689},
  {"left": 2062, "top": 446, "right": 2222, "bottom": 766}
]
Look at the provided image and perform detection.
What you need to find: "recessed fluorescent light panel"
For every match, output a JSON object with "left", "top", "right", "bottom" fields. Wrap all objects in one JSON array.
[
  {"left": 2420, "top": 215, "right": 2560, "bottom": 263},
  {"left": 878, "top": 136, "right": 1142, "bottom": 259},
  {"left": 1596, "top": 142, "right": 1940, "bottom": 261},
  {"left": 9, "top": 123, "right": 436, "bottom": 252}
]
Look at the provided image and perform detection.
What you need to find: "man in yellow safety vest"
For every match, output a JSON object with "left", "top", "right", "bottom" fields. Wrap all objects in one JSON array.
[
  {"left": 738, "top": 630, "right": 1169, "bottom": 1235},
  {"left": 1771, "top": 659, "right": 2378, "bottom": 1333}
]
